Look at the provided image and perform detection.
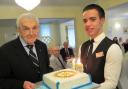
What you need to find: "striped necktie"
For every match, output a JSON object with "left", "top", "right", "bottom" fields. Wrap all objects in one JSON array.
[{"left": 27, "top": 45, "right": 40, "bottom": 72}]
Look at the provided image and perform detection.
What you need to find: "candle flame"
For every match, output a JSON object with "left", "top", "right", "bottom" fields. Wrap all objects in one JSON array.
[
  {"left": 72, "top": 58, "right": 75, "bottom": 63},
  {"left": 76, "top": 58, "right": 81, "bottom": 64}
]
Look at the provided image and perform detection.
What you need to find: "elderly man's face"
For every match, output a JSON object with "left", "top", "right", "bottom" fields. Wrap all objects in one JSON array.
[
  {"left": 18, "top": 17, "right": 39, "bottom": 45},
  {"left": 63, "top": 42, "right": 68, "bottom": 48},
  {"left": 52, "top": 48, "right": 60, "bottom": 57}
]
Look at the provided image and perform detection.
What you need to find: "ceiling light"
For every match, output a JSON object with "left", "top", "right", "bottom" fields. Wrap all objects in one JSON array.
[
  {"left": 15, "top": 0, "right": 41, "bottom": 11},
  {"left": 114, "top": 22, "right": 121, "bottom": 30}
]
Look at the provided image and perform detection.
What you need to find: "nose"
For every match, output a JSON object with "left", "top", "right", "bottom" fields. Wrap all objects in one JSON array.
[
  {"left": 29, "top": 29, "right": 33, "bottom": 35},
  {"left": 85, "top": 20, "right": 91, "bottom": 27}
]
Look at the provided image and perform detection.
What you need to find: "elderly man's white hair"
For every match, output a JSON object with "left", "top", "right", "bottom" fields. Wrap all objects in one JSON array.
[{"left": 16, "top": 13, "right": 39, "bottom": 28}]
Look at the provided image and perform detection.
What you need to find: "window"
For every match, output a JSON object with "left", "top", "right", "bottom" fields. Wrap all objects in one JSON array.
[
  {"left": 67, "top": 25, "right": 75, "bottom": 48},
  {"left": 40, "top": 24, "right": 50, "bottom": 36},
  {"left": 40, "top": 24, "right": 51, "bottom": 44}
]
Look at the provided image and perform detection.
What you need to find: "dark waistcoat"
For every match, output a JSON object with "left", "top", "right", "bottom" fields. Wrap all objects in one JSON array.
[{"left": 80, "top": 37, "right": 114, "bottom": 83}]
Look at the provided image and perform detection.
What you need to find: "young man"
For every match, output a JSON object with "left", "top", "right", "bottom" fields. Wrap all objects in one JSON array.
[
  {"left": 79, "top": 4, "right": 123, "bottom": 89},
  {"left": 0, "top": 13, "right": 52, "bottom": 89}
]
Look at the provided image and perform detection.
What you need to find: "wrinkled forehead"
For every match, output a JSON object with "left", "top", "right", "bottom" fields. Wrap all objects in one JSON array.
[
  {"left": 20, "top": 17, "right": 38, "bottom": 24},
  {"left": 19, "top": 18, "right": 39, "bottom": 28},
  {"left": 52, "top": 47, "right": 60, "bottom": 51},
  {"left": 53, "top": 49, "right": 59, "bottom": 51}
]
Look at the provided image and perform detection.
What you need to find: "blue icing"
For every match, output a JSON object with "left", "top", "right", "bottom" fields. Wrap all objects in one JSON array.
[
  {"left": 56, "top": 81, "right": 60, "bottom": 89},
  {"left": 72, "top": 82, "right": 92, "bottom": 89},
  {"left": 88, "top": 74, "right": 92, "bottom": 82},
  {"left": 43, "top": 81, "right": 51, "bottom": 89}
]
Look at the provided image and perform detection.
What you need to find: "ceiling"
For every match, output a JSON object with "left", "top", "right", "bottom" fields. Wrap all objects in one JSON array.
[
  {"left": 0, "top": 0, "right": 128, "bottom": 23},
  {"left": 0, "top": 0, "right": 127, "bottom": 18},
  {"left": 0, "top": 18, "right": 73, "bottom": 26},
  {"left": 0, "top": 0, "right": 87, "bottom": 7},
  {"left": 0, "top": 0, "right": 87, "bottom": 24}
]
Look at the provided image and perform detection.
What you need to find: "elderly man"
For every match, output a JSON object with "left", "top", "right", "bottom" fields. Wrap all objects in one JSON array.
[
  {"left": 60, "top": 41, "right": 74, "bottom": 61},
  {"left": 0, "top": 13, "right": 52, "bottom": 89},
  {"left": 49, "top": 47, "right": 66, "bottom": 71}
]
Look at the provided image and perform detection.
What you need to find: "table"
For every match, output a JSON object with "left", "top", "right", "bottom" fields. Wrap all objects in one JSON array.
[{"left": 35, "top": 81, "right": 99, "bottom": 89}]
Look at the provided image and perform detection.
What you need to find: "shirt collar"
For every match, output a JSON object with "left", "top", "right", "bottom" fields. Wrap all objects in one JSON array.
[
  {"left": 19, "top": 36, "right": 35, "bottom": 47},
  {"left": 91, "top": 32, "right": 105, "bottom": 43}
]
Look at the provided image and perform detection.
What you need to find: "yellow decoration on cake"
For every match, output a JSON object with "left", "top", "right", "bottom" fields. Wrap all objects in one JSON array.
[{"left": 55, "top": 70, "right": 77, "bottom": 78}]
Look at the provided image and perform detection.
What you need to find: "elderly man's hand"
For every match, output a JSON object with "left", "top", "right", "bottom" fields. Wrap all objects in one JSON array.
[{"left": 23, "top": 81, "right": 35, "bottom": 89}]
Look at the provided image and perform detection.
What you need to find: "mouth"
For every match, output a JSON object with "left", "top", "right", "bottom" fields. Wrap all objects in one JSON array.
[
  {"left": 85, "top": 28, "right": 95, "bottom": 36},
  {"left": 27, "top": 34, "right": 36, "bottom": 38},
  {"left": 86, "top": 28, "right": 93, "bottom": 32}
]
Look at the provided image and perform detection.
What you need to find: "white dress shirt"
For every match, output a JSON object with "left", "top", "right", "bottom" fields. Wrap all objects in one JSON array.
[
  {"left": 118, "top": 52, "right": 128, "bottom": 89},
  {"left": 19, "top": 36, "right": 37, "bottom": 56},
  {"left": 79, "top": 32, "right": 123, "bottom": 89}
]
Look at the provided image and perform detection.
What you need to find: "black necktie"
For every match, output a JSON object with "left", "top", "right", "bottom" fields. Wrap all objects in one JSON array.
[
  {"left": 27, "top": 45, "right": 40, "bottom": 72},
  {"left": 88, "top": 39, "right": 94, "bottom": 55},
  {"left": 58, "top": 57, "right": 65, "bottom": 69}
]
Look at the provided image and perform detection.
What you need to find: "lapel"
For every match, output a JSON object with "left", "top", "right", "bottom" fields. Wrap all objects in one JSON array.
[
  {"left": 35, "top": 41, "right": 44, "bottom": 72},
  {"left": 68, "top": 48, "right": 70, "bottom": 54},
  {"left": 14, "top": 38, "right": 34, "bottom": 67},
  {"left": 64, "top": 48, "right": 68, "bottom": 54}
]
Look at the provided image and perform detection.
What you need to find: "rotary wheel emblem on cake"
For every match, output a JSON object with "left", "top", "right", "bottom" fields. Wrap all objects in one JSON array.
[{"left": 55, "top": 70, "right": 77, "bottom": 78}]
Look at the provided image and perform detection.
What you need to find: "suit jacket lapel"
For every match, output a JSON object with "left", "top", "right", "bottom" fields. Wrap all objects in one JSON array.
[
  {"left": 14, "top": 38, "right": 34, "bottom": 67},
  {"left": 35, "top": 42, "right": 44, "bottom": 72}
]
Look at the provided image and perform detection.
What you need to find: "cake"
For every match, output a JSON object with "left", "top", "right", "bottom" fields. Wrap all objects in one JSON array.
[{"left": 43, "top": 69, "right": 91, "bottom": 89}]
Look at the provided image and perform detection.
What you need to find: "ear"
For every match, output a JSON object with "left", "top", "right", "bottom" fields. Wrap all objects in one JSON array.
[
  {"left": 17, "top": 29, "right": 20, "bottom": 33},
  {"left": 101, "top": 18, "right": 105, "bottom": 24}
]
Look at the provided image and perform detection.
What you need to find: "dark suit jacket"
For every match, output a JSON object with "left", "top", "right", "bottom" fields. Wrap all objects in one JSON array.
[
  {"left": 0, "top": 37, "right": 52, "bottom": 89},
  {"left": 60, "top": 48, "right": 74, "bottom": 61}
]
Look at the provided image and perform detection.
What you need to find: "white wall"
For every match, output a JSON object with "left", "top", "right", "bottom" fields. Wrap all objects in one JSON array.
[
  {"left": 107, "top": 18, "right": 128, "bottom": 42},
  {"left": 0, "top": 20, "right": 16, "bottom": 46}
]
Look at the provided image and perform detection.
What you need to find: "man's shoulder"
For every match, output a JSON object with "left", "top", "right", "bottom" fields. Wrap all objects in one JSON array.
[
  {"left": 68, "top": 47, "right": 73, "bottom": 50},
  {"left": 35, "top": 40, "right": 46, "bottom": 46},
  {"left": 60, "top": 48, "right": 65, "bottom": 51},
  {"left": 102, "top": 37, "right": 115, "bottom": 46},
  {"left": 104, "top": 37, "right": 113, "bottom": 43},
  {"left": 0, "top": 38, "right": 19, "bottom": 49},
  {"left": 82, "top": 40, "right": 90, "bottom": 46},
  {"left": 0, "top": 38, "right": 20, "bottom": 55}
]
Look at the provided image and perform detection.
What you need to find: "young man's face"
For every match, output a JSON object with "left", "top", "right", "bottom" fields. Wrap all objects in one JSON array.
[
  {"left": 18, "top": 18, "right": 39, "bottom": 45},
  {"left": 82, "top": 9, "right": 105, "bottom": 38}
]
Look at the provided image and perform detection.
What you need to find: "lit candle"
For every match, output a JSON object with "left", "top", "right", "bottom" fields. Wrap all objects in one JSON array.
[
  {"left": 72, "top": 58, "right": 76, "bottom": 70},
  {"left": 75, "top": 58, "right": 83, "bottom": 72}
]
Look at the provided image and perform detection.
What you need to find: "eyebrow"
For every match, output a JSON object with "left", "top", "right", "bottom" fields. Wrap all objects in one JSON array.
[{"left": 21, "top": 25, "right": 38, "bottom": 28}]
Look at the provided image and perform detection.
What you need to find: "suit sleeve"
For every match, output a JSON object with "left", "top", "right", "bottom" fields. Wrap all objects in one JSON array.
[
  {"left": 43, "top": 44, "right": 53, "bottom": 72},
  {"left": 0, "top": 48, "right": 24, "bottom": 89}
]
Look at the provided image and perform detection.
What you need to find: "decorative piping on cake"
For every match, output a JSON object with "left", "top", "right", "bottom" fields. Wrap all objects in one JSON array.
[
  {"left": 72, "top": 82, "right": 92, "bottom": 89},
  {"left": 42, "top": 81, "right": 51, "bottom": 89},
  {"left": 88, "top": 74, "right": 92, "bottom": 82},
  {"left": 56, "top": 81, "right": 60, "bottom": 89}
]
